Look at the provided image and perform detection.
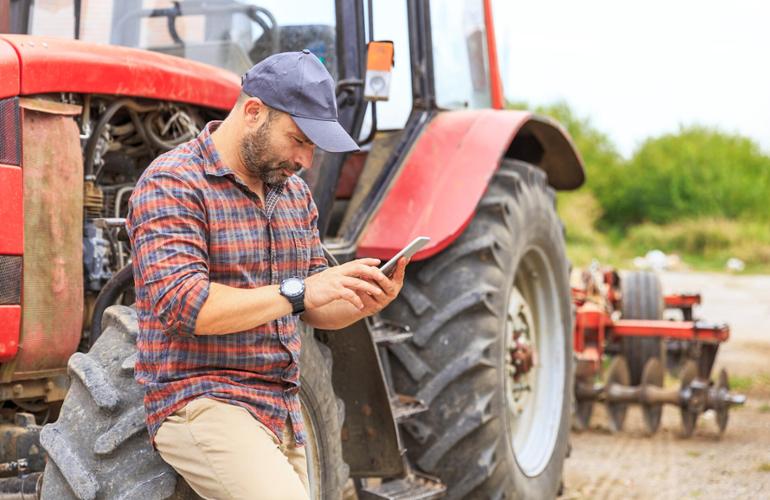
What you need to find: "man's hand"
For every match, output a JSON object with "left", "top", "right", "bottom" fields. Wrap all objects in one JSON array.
[
  {"left": 304, "top": 258, "right": 388, "bottom": 311},
  {"left": 357, "top": 257, "right": 408, "bottom": 316}
]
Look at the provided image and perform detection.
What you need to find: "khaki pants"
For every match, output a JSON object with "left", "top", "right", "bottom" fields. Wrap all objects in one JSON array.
[{"left": 155, "top": 397, "right": 309, "bottom": 500}]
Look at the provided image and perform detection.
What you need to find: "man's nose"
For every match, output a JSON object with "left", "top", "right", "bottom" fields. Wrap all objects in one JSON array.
[{"left": 296, "top": 148, "right": 314, "bottom": 169}]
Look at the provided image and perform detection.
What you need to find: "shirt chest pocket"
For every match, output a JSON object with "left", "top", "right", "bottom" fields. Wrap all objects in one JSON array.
[{"left": 291, "top": 229, "right": 313, "bottom": 278}]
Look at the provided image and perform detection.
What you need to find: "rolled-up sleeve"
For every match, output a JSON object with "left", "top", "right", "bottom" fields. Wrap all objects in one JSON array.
[{"left": 127, "top": 172, "right": 210, "bottom": 337}]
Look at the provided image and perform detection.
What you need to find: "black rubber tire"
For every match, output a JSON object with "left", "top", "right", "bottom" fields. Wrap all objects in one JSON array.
[
  {"left": 298, "top": 323, "right": 351, "bottom": 499},
  {"left": 40, "top": 305, "right": 348, "bottom": 500},
  {"left": 619, "top": 271, "right": 665, "bottom": 385},
  {"left": 39, "top": 305, "right": 181, "bottom": 500},
  {"left": 382, "top": 159, "right": 573, "bottom": 499}
]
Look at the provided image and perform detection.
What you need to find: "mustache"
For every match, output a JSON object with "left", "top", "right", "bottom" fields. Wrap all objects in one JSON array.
[{"left": 273, "top": 161, "right": 303, "bottom": 174}]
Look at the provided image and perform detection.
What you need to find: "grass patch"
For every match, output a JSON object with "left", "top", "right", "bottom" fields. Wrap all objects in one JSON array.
[
  {"left": 758, "top": 404, "right": 770, "bottom": 413},
  {"left": 557, "top": 191, "right": 630, "bottom": 269},
  {"left": 559, "top": 191, "right": 770, "bottom": 274},
  {"left": 730, "top": 375, "right": 754, "bottom": 392},
  {"left": 624, "top": 218, "right": 770, "bottom": 273},
  {"left": 727, "top": 373, "right": 770, "bottom": 395},
  {"left": 686, "top": 450, "right": 701, "bottom": 458},
  {"left": 759, "top": 463, "right": 770, "bottom": 473}
]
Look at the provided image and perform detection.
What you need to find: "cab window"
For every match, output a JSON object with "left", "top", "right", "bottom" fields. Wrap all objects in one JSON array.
[{"left": 429, "top": 0, "right": 491, "bottom": 109}]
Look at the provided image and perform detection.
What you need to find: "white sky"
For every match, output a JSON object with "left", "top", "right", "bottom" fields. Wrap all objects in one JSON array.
[{"left": 492, "top": 0, "right": 770, "bottom": 157}]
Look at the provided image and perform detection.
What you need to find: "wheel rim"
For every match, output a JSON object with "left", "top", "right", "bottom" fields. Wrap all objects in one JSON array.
[
  {"left": 504, "top": 248, "right": 566, "bottom": 477},
  {"left": 301, "top": 405, "right": 323, "bottom": 499}
]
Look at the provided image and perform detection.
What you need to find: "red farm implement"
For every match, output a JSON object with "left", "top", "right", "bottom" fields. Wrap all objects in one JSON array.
[{"left": 571, "top": 267, "right": 746, "bottom": 437}]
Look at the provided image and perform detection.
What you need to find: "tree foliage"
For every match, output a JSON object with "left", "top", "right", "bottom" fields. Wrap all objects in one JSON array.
[
  {"left": 595, "top": 126, "right": 770, "bottom": 226},
  {"left": 509, "top": 101, "right": 770, "bottom": 230}
]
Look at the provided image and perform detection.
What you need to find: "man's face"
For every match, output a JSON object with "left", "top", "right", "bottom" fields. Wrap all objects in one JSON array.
[{"left": 239, "top": 107, "right": 315, "bottom": 185}]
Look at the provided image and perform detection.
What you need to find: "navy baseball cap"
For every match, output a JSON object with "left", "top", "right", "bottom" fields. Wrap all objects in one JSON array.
[{"left": 241, "top": 50, "right": 359, "bottom": 153}]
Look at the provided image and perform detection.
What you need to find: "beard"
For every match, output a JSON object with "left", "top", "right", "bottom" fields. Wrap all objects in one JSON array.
[{"left": 239, "top": 119, "right": 303, "bottom": 185}]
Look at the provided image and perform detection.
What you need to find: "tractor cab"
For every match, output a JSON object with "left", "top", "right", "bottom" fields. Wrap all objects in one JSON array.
[{"left": 9, "top": 0, "right": 510, "bottom": 252}]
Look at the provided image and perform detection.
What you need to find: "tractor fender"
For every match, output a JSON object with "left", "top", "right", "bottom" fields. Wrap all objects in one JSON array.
[{"left": 356, "top": 109, "right": 584, "bottom": 261}]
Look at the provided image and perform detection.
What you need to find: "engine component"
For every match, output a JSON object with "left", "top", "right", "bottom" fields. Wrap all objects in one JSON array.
[
  {"left": 82, "top": 180, "right": 103, "bottom": 219},
  {"left": 82, "top": 222, "right": 112, "bottom": 292}
]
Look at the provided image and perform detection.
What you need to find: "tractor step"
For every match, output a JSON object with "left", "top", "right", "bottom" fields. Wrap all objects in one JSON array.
[
  {"left": 359, "top": 472, "right": 446, "bottom": 500},
  {"left": 370, "top": 321, "right": 413, "bottom": 344},
  {"left": 390, "top": 393, "right": 428, "bottom": 422}
]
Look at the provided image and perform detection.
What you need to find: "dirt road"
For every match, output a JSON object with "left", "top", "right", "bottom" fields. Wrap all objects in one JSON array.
[{"left": 562, "top": 271, "right": 770, "bottom": 499}]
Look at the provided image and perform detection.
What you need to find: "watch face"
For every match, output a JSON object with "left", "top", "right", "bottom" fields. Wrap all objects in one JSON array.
[{"left": 282, "top": 278, "right": 304, "bottom": 297}]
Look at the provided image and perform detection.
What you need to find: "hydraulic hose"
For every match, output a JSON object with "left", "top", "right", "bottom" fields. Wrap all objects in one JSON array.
[
  {"left": 84, "top": 98, "right": 159, "bottom": 178},
  {"left": 90, "top": 263, "right": 134, "bottom": 348}
]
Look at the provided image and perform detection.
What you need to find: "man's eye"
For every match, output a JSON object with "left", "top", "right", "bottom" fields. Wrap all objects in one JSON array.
[{"left": 293, "top": 137, "right": 303, "bottom": 144}]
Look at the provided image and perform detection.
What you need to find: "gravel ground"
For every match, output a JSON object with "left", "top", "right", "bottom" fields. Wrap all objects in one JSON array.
[{"left": 562, "top": 271, "right": 770, "bottom": 500}]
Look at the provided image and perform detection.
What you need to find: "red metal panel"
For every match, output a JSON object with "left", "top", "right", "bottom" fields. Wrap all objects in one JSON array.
[
  {"left": 483, "top": 0, "right": 504, "bottom": 110},
  {"left": 0, "top": 306, "right": 21, "bottom": 362},
  {"left": 357, "top": 109, "right": 532, "bottom": 261},
  {"left": 12, "top": 110, "right": 83, "bottom": 376},
  {"left": 0, "top": 39, "right": 20, "bottom": 99},
  {"left": 0, "top": 166, "right": 23, "bottom": 255},
  {"left": 0, "top": 35, "right": 240, "bottom": 110},
  {"left": 610, "top": 320, "right": 729, "bottom": 343},
  {"left": 664, "top": 293, "right": 701, "bottom": 308}
]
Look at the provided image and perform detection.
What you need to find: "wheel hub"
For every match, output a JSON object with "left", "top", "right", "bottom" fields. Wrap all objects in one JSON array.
[
  {"left": 510, "top": 340, "right": 535, "bottom": 379},
  {"left": 506, "top": 289, "right": 536, "bottom": 415}
]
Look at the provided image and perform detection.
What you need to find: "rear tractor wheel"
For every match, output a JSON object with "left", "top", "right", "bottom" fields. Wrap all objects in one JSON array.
[
  {"left": 383, "top": 160, "right": 572, "bottom": 498},
  {"left": 39, "top": 306, "right": 348, "bottom": 499}
]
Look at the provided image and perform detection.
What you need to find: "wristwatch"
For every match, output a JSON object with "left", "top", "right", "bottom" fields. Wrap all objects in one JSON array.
[{"left": 279, "top": 277, "right": 306, "bottom": 315}]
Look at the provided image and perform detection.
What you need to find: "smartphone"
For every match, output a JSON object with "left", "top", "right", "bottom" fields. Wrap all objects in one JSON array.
[{"left": 379, "top": 236, "right": 430, "bottom": 277}]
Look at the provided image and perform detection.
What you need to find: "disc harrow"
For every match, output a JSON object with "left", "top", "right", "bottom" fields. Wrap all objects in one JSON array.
[
  {"left": 571, "top": 266, "right": 747, "bottom": 437},
  {"left": 575, "top": 357, "right": 745, "bottom": 436}
]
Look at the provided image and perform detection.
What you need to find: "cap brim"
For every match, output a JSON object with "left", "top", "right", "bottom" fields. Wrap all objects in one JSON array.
[{"left": 292, "top": 116, "right": 360, "bottom": 153}]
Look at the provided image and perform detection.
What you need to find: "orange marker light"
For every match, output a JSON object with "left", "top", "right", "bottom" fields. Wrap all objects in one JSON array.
[{"left": 364, "top": 41, "right": 394, "bottom": 101}]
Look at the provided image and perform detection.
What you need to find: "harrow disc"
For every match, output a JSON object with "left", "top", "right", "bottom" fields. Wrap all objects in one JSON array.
[
  {"left": 679, "top": 361, "right": 699, "bottom": 438},
  {"left": 575, "top": 399, "right": 594, "bottom": 431},
  {"left": 605, "top": 356, "right": 630, "bottom": 433},
  {"left": 641, "top": 357, "right": 664, "bottom": 435},
  {"left": 715, "top": 368, "right": 730, "bottom": 434}
]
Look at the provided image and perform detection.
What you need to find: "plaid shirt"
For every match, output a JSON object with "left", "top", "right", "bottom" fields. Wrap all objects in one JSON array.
[{"left": 127, "top": 121, "right": 327, "bottom": 446}]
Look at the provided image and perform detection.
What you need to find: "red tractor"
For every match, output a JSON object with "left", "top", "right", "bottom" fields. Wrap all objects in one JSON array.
[{"left": 0, "top": 0, "right": 586, "bottom": 498}]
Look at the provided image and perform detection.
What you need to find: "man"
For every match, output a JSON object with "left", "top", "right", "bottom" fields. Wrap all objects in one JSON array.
[{"left": 127, "top": 50, "right": 407, "bottom": 499}]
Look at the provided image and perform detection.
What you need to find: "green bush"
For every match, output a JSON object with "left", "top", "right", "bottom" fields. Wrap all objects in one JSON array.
[{"left": 595, "top": 126, "right": 770, "bottom": 227}]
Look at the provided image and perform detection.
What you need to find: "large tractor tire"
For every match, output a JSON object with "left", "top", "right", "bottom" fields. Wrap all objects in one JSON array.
[
  {"left": 40, "top": 305, "right": 348, "bottom": 499},
  {"left": 383, "top": 160, "right": 573, "bottom": 498},
  {"left": 619, "top": 271, "right": 665, "bottom": 385}
]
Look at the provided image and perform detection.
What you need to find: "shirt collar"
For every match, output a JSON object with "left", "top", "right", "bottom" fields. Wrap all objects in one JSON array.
[
  {"left": 198, "top": 121, "right": 232, "bottom": 178},
  {"left": 197, "top": 120, "right": 287, "bottom": 196}
]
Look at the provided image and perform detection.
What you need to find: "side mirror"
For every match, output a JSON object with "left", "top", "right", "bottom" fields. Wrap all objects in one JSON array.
[{"left": 364, "top": 41, "right": 394, "bottom": 101}]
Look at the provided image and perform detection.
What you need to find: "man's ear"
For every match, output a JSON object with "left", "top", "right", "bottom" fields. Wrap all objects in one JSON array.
[{"left": 242, "top": 97, "right": 265, "bottom": 124}]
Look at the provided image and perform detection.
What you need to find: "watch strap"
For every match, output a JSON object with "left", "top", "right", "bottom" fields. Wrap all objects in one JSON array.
[{"left": 289, "top": 293, "right": 305, "bottom": 315}]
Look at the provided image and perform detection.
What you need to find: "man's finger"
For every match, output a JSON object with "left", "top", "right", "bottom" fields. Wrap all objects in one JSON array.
[
  {"left": 349, "top": 258, "right": 381, "bottom": 268},
  {"left": 355, "top": 264, "right": 395, "bottom": 294},
  {"left": 342, "top": 289, "right": 365, "bottom": 310},
  {"left": 342, "top": 276, "right": 384, "bottom": 297},
  {"left": 359, "top": 291, "right": 378, "bottom": 310},
  {"left": 392, "top": 257, "right": 408, "bottom": 286}
]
